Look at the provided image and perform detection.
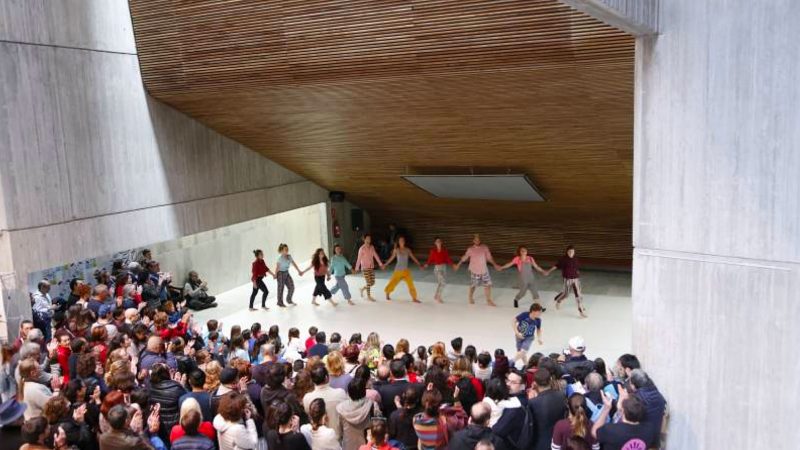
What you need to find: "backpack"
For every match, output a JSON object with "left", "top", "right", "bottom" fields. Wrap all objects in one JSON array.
[{"left": 513, "top": 404, "right": 536, "bottom": 450}]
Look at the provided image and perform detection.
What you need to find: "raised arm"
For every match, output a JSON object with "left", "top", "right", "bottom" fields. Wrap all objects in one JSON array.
[
  {"left": 499, "top": 259, "right": 516, "bottom": 271},
  {"left": 531, "top": 257, "right": 548, "bottom": 275},
  {"left": 591, "top": 391, "right": 613, "bottom": 439},
  {"left": 291, "top": 257, "right": 303, "bottom": 273},
  {"left": 384, "top": 249, "right": 397, "bottom": 266}
]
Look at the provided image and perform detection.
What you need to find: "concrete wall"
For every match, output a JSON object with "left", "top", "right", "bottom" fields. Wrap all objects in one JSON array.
[
  {"left": 633, "top": 1, "right": 800, "bottom": 449},
  {"left": 0, "top": 0, "right": 329, "bottom": 336}
]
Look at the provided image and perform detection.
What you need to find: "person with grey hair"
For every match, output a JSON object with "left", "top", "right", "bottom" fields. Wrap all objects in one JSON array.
[
  {"left": 183, "top": 271, "right": 217, "bottom": 311},
  {"left": 13, "top": 341, "right": 59, "bottom": 386},
  {"left": 449, "top": 402, "right": 496, "bottom": 450},
  {"left": 87, "top": 284, "right": 111, "bottom": 318},
  {"left": 627, "top": 369, "right": 666, "bottom": 448},
  {"left": 250, "top": 343, "right": 277, "bottom": 387},
  {"left": 584, "top": 372, "right": 605, "bottom": 406},
  {"left": 31, "top": 280, "right": 55, "bottom": 341}
]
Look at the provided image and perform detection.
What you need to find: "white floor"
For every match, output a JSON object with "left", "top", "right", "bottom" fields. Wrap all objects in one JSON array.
[{"left": 193, "top": 269, "right": 632, "bottom": 365}]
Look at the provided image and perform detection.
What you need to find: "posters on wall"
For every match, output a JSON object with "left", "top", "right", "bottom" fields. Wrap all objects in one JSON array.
[{"left": 27, "top": 248, "right": 143, "bottom": 300}]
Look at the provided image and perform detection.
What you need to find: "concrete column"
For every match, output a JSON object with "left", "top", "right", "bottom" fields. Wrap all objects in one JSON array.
[{"left": 633, "top": 1, "right": 800, "bottom": 449}]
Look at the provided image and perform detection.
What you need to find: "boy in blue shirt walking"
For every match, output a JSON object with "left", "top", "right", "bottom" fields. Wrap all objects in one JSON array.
[{"left": 513, "top": 302, "right": 545, "bottom": 353}]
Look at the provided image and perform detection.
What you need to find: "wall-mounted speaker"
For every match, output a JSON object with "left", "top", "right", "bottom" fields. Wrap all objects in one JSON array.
[{"left": 329, "top": 191, "right": 346, "bottom": 202}]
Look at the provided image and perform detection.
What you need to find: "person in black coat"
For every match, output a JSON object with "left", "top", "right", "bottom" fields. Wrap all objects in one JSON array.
[
  {"left": 449, "top": 402, "right": 497, "bottom": 450},
  {"left": 260, "top": 363, "right": 307, "bottom": 430},
  {"left": 527, "top": 369, "right": 567, "bottom": 450},
  {"left": 148, "top": 362, "right": 187, "bottom": 443},
  {"left": 375, "top": 360, "right": 425, "bottom": 418}
]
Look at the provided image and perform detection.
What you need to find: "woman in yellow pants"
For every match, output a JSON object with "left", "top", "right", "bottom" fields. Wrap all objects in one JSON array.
[{"left": 383, "top": 236, "right": 423, "bottom": 303}]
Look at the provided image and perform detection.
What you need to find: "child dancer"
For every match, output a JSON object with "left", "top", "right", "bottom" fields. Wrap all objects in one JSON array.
[
  {"left": 499, "top": 245, "right": 550, "bottom": 308},
  {"left": 548, "top": 245, "right": 587, "bottom": 318},
  {"left": 329, "top": 243, "right": 354, "bottom": 305},
  {"left": 274, "top": 243, "right": 303, "bottom": 307},
  {"left": 249, "top": 249, "right": 273, "bottom": 311},
  {"left": 383, "top": 236, "right": 423, "bottom": 303},
  {"left": 422, "top": 237, "right": 454, "bottom": 303},
  {"left": 354, "top": 234, "right": 383, "bottom": 301},
  {"left": 301, "top": 249, "right": 336, "bottom": 307}
]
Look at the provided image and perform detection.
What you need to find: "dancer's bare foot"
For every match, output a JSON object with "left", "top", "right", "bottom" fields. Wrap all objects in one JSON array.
[
  {"left": 435, "top": 296, "right": 443, "bottom": 304},
  {"left": 368, "top": 296, "right": 376, "bottom": 302},
  {"left": 360, "top": 287, "right": 366, "bottom": 298},
  {"left": 328, "top": 299, "right": 338, "bottom": 307},
  {"left": 579, "top": 310, "right": 588, "bottom": 318},
  {"left": 385, "top": 293, "right": 391, "bottom": 301},
  {"left": 248, "top": 308, "right": 257, "bottom": 311},
  {"left": 555, "top": 300, "right": 561, "bottom": 310},
  {"left": 486, "top": 299, "right": 496, "bottom": 307},
  {"left": 347, "top": 300, "right": 355, "bottom": 306},
  {"left": 261, "top": 306, "right": 269, "bottom": 311},
  {"left": 412, "top": 298, "right": 421, "bottom": 304},
  {"left": 312, "top": 299, "right": 319, "bottom": 306},
  {"left": 468, "top": 297, "right": 475, "bottom": 304}
]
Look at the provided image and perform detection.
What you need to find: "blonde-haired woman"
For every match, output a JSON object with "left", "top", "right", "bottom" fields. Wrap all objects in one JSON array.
[
  {"left": 170, "top": 397, "right": 216, "bottom": 443},
  {"left": 360, "top": 333, "right": 381, "bottom": 370},
  {"left": 325, "top": 351, "right": 353, "bottom": 391},
  {"left": 204, "top": 360, "right": 222, "bottom": 392}
]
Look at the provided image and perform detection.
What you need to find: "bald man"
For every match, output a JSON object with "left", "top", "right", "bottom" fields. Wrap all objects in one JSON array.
[{"left": 449, "top": 402, "right": 497, "bottom": 450}]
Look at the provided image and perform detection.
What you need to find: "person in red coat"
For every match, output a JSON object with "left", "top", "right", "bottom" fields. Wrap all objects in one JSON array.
[
  {"left": 422, "top": 237, "right": 455, "bottom": 303},
  {"left": 249, "top": 249, "right": 273, "bottom": 311},
  {"left": 54, "top": 330, "right": 72, "bottom": 383},
  {"left": 155, "top": 310, "right": 189, "bottom": 340}
]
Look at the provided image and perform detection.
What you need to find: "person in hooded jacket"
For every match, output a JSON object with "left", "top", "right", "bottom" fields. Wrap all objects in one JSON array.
[{"left": 336, "top": 379, "right": 382, "bottom": 450}]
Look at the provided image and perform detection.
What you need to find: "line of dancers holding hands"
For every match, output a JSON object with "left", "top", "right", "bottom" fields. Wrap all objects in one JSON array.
[{"left": 249, "top": 233, "right": 587, "bottom": 317}]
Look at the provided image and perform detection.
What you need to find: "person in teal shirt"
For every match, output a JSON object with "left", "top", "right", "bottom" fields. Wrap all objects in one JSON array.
[{"left": 329, "top": 244, "right": 354, "bottom": 305}]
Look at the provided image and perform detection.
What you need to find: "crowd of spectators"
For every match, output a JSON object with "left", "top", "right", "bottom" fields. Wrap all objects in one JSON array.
[{"left": 1, "top": 251, "right": 667, "bottom": 450}]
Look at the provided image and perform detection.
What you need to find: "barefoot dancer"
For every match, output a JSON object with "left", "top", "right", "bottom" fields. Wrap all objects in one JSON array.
[
  {"left": 499, "top": 245, "right": 550, "bottom": 308},
  {"left": 274, "top": 243, "right": 303, "bottom": 307},
  {"left": 249, "top": 249, "right": 273, "bottom": 311},
  {"left": 301, "top": 248, "right": 336, "bottom": 307},
  {"left": 454, "top": 234, "right": 500, "bottom": 306},
  {"left": 354, "top": 234, "right": 383, "bottom": 301},
  {"left": 548, "top": 245, "right": 587, "bottom": 318},
  {"left": 384, "top": 236, "right": 423, "bottom": 303},
  {"left": 422, "top": 237, "right": 454, "bottom": 303},
  {"left": 329, "top": 243, "right": 354, "bottom": 305}
]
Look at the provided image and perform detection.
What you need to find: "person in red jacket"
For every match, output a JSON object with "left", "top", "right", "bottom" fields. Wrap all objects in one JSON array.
[
  {"left": 249, "top": 249, "right": 273, "bottom": 311},
  {"left": 155, "top": 310, "right": 189, "bottom": 340},
  {"left": 422, "top": 237, "right": 455, "bottom": 303},
  {"left": 54, "top": 330, "right": 72, "bottom": 383}
]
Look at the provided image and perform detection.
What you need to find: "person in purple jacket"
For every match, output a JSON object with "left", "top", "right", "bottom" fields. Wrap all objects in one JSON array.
[{"left": 547, "top": 245, "right": 587, "bottom": 318}]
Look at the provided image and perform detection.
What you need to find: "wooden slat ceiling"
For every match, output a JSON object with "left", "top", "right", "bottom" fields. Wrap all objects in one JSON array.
[{"left": 129, "top": 0, "right": 635, "bottom": 263}]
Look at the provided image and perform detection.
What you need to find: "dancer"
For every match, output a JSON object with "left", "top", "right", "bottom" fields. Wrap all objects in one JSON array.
[
  {"left": 512, "top": 303, "right": 544, "bottom": 353},
  {"left": 548, "top": 245, "right": 588, "bottom": 318},
  {"left": 274, "top": 243, "right": 303, "bottom": 307},
  {"left": 354, "top": 234, "right": 383, "bottom": 302},
  {"left": 454, "top": 234, "right": 500, "bottom": 306},
  {"left": 301, "top": 249, "right": 336, "bottom": 307},
  {"left": 329, "top": 243, "right": 354, "bottom": 305},
  {"left": 383, "top": 236, "right": 423, "bottom": 303},
  {"left": 422, "top": 237, "right": 454, "bottom": 303},
  {"left": 249, "top": 249, "right": 273, "bottom": 311},
  {"left": 498, "top": 245, "right": 550, "bottom": 308}
]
